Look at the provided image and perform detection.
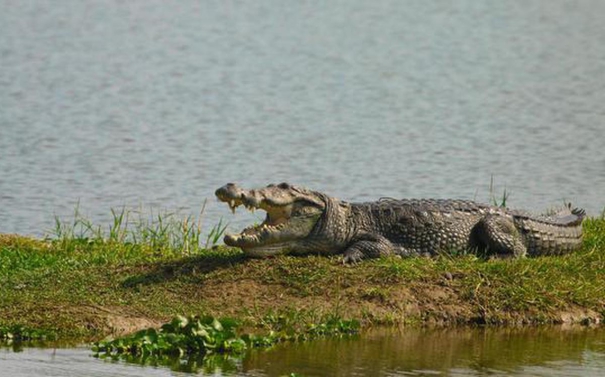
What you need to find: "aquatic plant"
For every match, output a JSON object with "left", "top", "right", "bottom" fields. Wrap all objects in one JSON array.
[
  {"left": 93, "top": 315, "right": 245, "bottom": 358},
  {"left": 0, "top": 325, "right": 57, "bottom": 341},
  {"left": 92, "top": 313, "right": 360, "bottom": 360},
  {"left": 250, "top": 310, "right": 361, "bottom": 344}
]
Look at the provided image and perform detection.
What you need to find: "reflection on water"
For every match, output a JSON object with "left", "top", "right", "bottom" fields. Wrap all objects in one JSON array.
[
  {"left": 2, "top": 326, "right": 605, "bottom": 376},
  {"left": 97, "top": 352, "right": 243, "bottom": 375},
  {"left": 247, "top": 326, "right": 605, "bottom": 376}
]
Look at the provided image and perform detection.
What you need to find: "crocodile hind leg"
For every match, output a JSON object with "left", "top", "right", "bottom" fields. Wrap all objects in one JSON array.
[{"left": 471, "top": 214, "right": 527, "bottom": 258}]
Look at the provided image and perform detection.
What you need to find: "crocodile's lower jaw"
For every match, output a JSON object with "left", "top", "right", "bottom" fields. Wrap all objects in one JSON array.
[
  {"left": 240, "top": 243, "right": 293, "bottom": 257},
  {"left": 223, "top": 223, "right": 286, "bottom": 249},
  {"left": 223, "top": 232, "right": 293, "bottom": 256}
]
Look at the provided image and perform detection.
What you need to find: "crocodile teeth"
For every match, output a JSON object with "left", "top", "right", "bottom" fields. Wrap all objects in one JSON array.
[{"left": 229, "top": 200, "right": 237, "bottom": 214}]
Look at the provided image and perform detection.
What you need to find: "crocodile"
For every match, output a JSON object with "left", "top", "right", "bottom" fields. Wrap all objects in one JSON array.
[{"left": 215, "top": 182, "right": 585, "bottom": 263}]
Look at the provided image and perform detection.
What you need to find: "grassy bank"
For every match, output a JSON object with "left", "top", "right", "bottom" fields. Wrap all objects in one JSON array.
[{"left": 1, "top": 213, "right": 604, "bottom": 342}]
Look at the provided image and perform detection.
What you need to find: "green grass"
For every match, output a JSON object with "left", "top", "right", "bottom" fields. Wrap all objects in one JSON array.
[
  {"left": 48, "top": 200, "right": 227, "bottom": 254},
  {"left": 0, "top": 209, "right": 604, "bottom": 342},
  {"left": 487, "top": 175, "right": 510, "bottom": 207}
]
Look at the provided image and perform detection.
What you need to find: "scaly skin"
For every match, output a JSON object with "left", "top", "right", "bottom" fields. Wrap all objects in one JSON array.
[{"left": 215, "top": 183, "right": 585, "bottom": 263}]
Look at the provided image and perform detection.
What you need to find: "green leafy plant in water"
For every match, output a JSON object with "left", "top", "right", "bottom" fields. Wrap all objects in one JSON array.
[
  {"left": 93, "top": 315, "right": 246, "bottom": 358},
  {"left": 93, "top": 313, "right": 360, "bottom": 363},
  {"left": 0, "top": 325, "right": 57, "bottom": 342},
  {"left": 246, "top": 310, "right": 360, "bottom": 346}
]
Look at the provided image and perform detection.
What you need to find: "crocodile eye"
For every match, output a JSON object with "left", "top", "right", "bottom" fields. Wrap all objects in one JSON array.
[{"left": 278, "top": 182, "right": 291, "bottom": 189}]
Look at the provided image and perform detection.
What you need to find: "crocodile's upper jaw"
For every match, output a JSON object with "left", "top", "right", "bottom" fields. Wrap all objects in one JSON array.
[{"left": 215, "top": 183, "right": 325, "bottom": 256}]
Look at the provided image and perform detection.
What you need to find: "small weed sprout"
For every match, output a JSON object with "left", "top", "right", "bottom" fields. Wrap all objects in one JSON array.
[
  {"left": 205, "top": 219, "right": 228, "bottom": 249},
  {"left": 488, "top": 175, "right": 509, "bottom": 208}
]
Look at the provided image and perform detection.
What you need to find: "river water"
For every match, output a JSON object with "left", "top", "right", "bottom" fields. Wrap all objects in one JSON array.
[
  {"left": 1, "top": 0, "right": 605, "bottom": 237},
  {"left": 2, "top": 327, "right": 605, "bottom": 376}
]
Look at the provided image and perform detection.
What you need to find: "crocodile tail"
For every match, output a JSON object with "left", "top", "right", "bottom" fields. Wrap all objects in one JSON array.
[
  {"left": 525, "top": 203, "right": 586, "bottom": 226},
  {"left": 571, "top": 207, "right": 586, "bottom": 218},
  {"left": 518, "top": 204, "right": 585, "bottom": 256},
  {"left": 563, "top": 205, "right": 586, "bottom": 226}
]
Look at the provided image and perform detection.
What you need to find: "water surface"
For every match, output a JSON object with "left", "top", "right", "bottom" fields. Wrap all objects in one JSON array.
[
  {"left": 1, "top": 1, "right": 604, "bottom": 236},
  {"left": 2, "top": 326, "right": 605, "bottom": 376}
]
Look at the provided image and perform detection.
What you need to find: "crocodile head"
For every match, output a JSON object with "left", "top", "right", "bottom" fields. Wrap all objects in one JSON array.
[{"left": 215, "top": 182, "right": 327, "bottom": 257}]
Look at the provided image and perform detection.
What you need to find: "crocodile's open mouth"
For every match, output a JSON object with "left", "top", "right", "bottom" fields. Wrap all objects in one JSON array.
[{"left": 215, "top": 183, "right": 325, "bottom": 256}]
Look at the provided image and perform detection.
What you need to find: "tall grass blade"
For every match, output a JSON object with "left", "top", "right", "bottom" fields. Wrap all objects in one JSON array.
[{"left": 48, "top": 202, "right": 225, "bottom": 254}]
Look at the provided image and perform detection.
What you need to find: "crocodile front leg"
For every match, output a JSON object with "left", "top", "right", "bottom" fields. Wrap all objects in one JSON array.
[{"left": 342, "top": 234, "right": 397, "bottom": 264}]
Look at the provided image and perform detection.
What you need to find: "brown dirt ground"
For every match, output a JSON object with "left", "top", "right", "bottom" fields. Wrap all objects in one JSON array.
[{"left": 86, "top": 275, "right": 602, "bottom": 337}]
